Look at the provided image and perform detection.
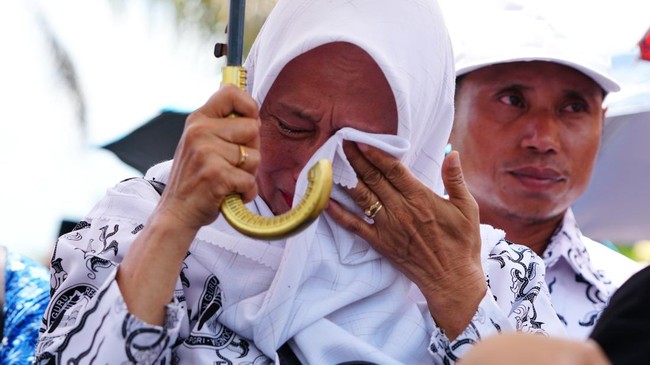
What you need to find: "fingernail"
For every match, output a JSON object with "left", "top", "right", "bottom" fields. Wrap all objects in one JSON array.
[
  {"left": 445, "top": 143, "right": 452, "bottom": 156},
  {"left": 448, "top": 151, "right": 460, "bottom": 168}
]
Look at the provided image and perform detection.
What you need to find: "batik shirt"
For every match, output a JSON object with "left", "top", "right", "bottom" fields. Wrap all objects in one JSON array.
[
  {"left": 541, "top": 209, "right": 642, "bottom": 339},
  {"left": 0, "top": 250, "right": 50, "bottom": 364},
  {"left": 34, "top": 177, "right": 565, "bottom": 365}
]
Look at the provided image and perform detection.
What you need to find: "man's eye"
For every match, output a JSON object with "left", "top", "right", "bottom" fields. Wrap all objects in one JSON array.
[
  {"left": 499, "top": 94, "right": 524, "bottom": 108},
  {"left": 562, "top": 102, "right": 587, "bottom": 113}
]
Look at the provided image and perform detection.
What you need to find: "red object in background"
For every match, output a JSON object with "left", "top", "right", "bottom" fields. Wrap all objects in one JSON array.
[{"left": 640, "top": 27, "right": 650, "bottom": 61}]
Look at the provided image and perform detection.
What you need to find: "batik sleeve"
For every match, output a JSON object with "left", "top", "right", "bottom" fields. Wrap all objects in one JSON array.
[
  {"left": 428, "top": 239, "right": 566, "bottom": 363},
  {"left": 34, "top": 179, "right": 186, "bottom": 364}
]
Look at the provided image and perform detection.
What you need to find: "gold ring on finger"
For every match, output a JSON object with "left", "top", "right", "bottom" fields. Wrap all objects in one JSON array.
[
  {"left": 364, "top": 200, "right": 383, "bottom": 219},
  {"left": 236, "top": 145, "right": 248, "bottom": 167}
]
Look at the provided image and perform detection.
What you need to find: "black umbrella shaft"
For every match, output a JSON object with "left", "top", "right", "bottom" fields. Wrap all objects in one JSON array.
[{"left": 227, "top": 0, "right": 246, "bottom": 66}]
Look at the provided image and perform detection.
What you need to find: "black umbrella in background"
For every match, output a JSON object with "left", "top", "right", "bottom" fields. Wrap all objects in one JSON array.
[
  {"left": 102, "top": 110, "right": 188, "bottom": 174},
  {"left": 101, "top": 0, "right": 241, "bottom": 176}
]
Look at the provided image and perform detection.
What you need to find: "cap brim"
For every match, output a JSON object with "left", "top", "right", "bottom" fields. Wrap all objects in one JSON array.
[{"left": 457, "top": 56, "right": 620, "bottom": 93}]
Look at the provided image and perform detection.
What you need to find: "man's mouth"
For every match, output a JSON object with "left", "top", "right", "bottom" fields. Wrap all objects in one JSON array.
[{"left": 508, "top": 166, "right": 565, "bottom": 189}]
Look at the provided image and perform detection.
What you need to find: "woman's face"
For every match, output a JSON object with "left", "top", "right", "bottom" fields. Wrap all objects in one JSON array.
[{"left": 257, "top": 42, "right": 398, "bottom": 214}]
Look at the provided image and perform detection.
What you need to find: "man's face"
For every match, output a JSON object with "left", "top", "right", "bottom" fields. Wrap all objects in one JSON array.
[
  {"left": 450, "top": 61, "right": 605, "bottom": 224},
  {"left": 257, "top": 42, "right": 398, "bottom": 214}
]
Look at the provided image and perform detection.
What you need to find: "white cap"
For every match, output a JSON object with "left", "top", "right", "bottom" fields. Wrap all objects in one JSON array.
[{"left": 452, "top": 11, "right": 620, "bottom": 93}]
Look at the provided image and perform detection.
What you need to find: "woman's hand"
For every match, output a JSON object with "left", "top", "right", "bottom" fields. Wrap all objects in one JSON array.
[
  {"left": 327, "top": 142, "right": 485, "bottom": 339},
  {"left": 156, "top": 84, "right": 261, "bottom": 233},
  {"left": 118, "top": 85, "right": 261, "bottom": 325}
]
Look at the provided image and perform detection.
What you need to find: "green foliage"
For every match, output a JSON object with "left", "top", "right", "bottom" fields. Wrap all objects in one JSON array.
[
  {"left": 615, "top": 244, "right": 638, "bottom": 261},
  {"left": 168, "top": 0, "right": 226, "bottom": 35}
]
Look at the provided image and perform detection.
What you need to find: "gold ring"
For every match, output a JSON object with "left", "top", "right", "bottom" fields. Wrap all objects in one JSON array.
[
  {"left": 236, "top": 145, "right": 248, "bottom": 167},
  {"left": 364, "top": 201, "right": 383, "bottom": 219}
]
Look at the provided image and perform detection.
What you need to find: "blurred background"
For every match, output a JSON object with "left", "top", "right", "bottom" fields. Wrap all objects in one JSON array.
[
  {"left": 1, "top": 0, "right": 649, "bottom": 265},
  {"left": 0, "top": 0, "right": 276, "bottom": 264}
]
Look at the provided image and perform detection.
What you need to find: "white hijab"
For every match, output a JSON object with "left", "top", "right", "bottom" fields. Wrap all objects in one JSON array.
[
  {"left": 183, "top": 0, "right": 456, "bottom": 363},
  {"left": 246, "top": 0, "right": 455, "bottom": 194}
]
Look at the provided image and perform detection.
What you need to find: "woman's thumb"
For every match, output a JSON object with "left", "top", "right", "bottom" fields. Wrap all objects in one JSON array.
[{"left": 442, "top": 151, "right": 476, "bottom": 210}]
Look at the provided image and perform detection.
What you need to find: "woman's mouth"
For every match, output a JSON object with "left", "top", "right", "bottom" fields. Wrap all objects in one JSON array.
[{"left": 281, "top": 191, "right": 294, "bottom": 208}]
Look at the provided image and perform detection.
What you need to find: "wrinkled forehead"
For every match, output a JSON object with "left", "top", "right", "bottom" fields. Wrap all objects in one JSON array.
[
  {"left": 243, "top": 2, "right": 421, "bottom": 140},
  {"left": 272, "top": 42, "right": 389, "bottom": 84},
  {"left": 250, "top": 38, "right": 405, "bottom": 128},
  {"left": 262, "top": 42, "right": 399, "bottom": 134}
]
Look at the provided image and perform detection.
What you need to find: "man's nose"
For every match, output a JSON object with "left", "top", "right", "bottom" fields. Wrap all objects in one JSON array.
[{"left": 520, "top": 111, "right": 561, "bottom": 154}]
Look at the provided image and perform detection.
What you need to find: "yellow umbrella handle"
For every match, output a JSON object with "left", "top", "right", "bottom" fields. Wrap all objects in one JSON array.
[{"left": 220, "top": 66, "right": 333, "bottom": 239}]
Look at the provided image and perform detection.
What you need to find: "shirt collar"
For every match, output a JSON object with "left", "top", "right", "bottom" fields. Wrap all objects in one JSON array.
[{"left": 542, "top": 209, "right": 611, "bottom": 287}]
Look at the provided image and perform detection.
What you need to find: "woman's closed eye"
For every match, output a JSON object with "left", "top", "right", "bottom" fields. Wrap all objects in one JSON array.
[{"left": 276, "top": 117, "right": 313, "bottom": 137}]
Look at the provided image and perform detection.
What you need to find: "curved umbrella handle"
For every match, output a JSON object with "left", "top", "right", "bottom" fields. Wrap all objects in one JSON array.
[{"left": 220, "top": 66, "right": 333, "bottom": 239}]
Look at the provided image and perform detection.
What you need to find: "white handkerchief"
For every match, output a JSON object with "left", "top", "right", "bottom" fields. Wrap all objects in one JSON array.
[{"left": 294, "top": 127, "right": 409, "bottom": 262}]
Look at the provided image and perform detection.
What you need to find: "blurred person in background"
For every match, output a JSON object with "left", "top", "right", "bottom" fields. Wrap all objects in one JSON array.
[{"left": 0, "top": 245, "right": 49, "bottom": 364}]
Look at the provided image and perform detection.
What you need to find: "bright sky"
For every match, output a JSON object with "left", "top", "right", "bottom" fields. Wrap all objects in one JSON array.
[{"left": 1, "top": 0, "right": 649, "bottom": 263}]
